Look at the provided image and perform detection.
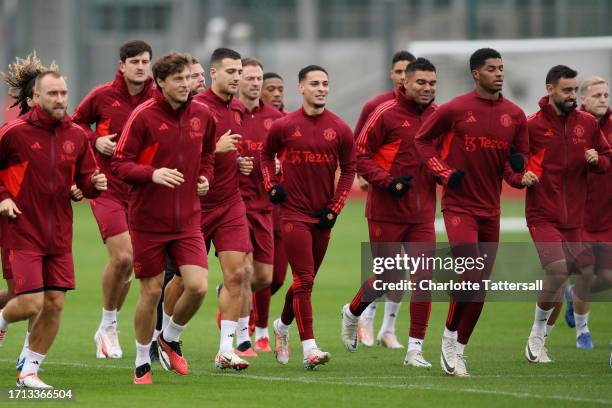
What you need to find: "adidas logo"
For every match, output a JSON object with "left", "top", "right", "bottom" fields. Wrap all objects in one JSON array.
[
  {"left": 292, "top": 128, "right": 302, "bottom": 138},
  {"left": 30, "top": 142, "right": 42, "bottom": 150},
  {"left": 544, "top": 129, "right": 554, "bottom": 137},
  {"left": 389, "top": 313, "right": 396, "bottom": 318},
  {"left": 111, "top": 100, "right": 121, "bottom": 108},
  {"left": 401, "top": 120, "right": 411, "bottom": 127},
  {"left": 466, "top": 114, "right": 477, "bottom": 123},
  {"left": 32, "top": 361, "right": 39, "bottom": 365},
  {"left": 159, "top": 123, "right": 169, "bottom": 130}
]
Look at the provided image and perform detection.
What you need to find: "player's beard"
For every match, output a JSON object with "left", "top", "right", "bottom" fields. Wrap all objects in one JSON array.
[
  {"left": 314, "top": 102, "right": 326, "bottom": 109},
  {"left": 554, "top": 98, "right": 576, "bottom": 115}
]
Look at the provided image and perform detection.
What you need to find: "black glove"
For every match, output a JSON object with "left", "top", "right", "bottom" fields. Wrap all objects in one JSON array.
[
  {"left": 268, "top": 185, "right": 287, "bottom": 204},
  {"left": 388, "top": 176, "right": 413, "bottom": 198},
  {"left": 310, "top": 207, "right": 338, "bottom": 230},
  {"left": 509, "top": 145, "right": 525, "bottom": 172},
  {"left": 447, "top": 170, "right": 466, "bottom": 188}
]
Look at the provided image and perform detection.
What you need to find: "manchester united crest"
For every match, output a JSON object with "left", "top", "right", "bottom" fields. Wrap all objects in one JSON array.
[
  {"left": 574, "top": 125, "right": 585, "bottom": 137},
  {"left": 190, "top": 117, "right": 201, "bottom": 131},
  {"left": 62, "top": 140, "right": 76, "bottom": 154},
  {"left": 323, "top": 128, "right": 337, "bottom": 141},
  {"left": 500, "top": 114, "right": 512, "bottom": 128},
  {"left": 264, "top": 118, "right": 273, "bottom": 131}
]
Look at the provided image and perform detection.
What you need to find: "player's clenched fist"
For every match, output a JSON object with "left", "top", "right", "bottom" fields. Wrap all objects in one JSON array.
[
  {"left": 585, "top": 148, "right": 599, "bottom": 165},
  {"left": 70, "top": 184, "right": 84, "bottom": 201},
  {"left": 95, "top": 133, "right": 118, "bottom": 156},
  {"left": 0, "top": 198, "right": 21, "bottom": 219},
  {"left": 91, "top": 170, "right": 108, "bottom": 191},
  {"left": 216, "top": 129, "right": 241, "bottom": 153},
  {"left": 268, "top": 185, "right": 287, "bottom": 204},
  {"left": 238, "top": 156, "right": 254, "bottom": 176},
  {"left": 521, "top": 170, "right": 539, "bottom": 187},
  {"left": 152, "top": 168, "right": 184, "bottom": 188},
  {"left": 197, "top": 176, "right": 209, "bottom": 196}
]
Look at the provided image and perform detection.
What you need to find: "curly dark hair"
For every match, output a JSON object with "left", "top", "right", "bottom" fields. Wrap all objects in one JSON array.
[{"left": 2, "top": 52, "right": 59, "bottom": 115}]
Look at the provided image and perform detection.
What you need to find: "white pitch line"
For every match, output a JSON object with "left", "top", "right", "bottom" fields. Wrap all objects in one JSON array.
[
  {"left": 436, "top": 217, "right": 528, "bottom": 233},
  {"left": 229, "top": 373, "right": 612, "bottom": 405},
  {"left": 1, "top": 359, "right": 609, "bottom": 405}
]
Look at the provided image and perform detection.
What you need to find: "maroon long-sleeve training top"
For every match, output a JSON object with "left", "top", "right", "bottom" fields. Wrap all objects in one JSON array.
[
  {"left": 584, "top": 107, "right": 612, "bottom": 232},
  {"left": 0, "top": 106, "right": 101, "bottom": 253},
  {"left": 354, "top": 89, "right": 396, "bottom": 138},
  {"left": 525, "top": 97, "right": 610, "bottom": 229},
  {"left": 415, "top": 90, "right": 529, "bottom": 217},
  {"left": 261, "top": 107, "right": 356, "bottom": 223},
  {"left": 112, "top": 90, "right": 216, "bottom": 233},
  {"left": 238, "top": 101, "right": 284, "bottom": 212},
  {"left": 355, "top": 86, "right": 437, "bottom": 224},
  {"left": 194, "top": 88, "right": 246, "bottom": 211},
  {"left": 72, "top": 70, "right": 155, "bottom": 201}
]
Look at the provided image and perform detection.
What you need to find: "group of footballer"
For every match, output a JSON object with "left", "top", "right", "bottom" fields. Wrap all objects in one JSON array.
[{"left": 0, "top": 39, "right": 609, "bottom": 388}]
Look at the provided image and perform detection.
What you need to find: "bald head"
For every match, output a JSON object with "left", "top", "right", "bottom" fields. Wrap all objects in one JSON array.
[{"left": 33, "top": 72, "right": 68, "bottom": 119}]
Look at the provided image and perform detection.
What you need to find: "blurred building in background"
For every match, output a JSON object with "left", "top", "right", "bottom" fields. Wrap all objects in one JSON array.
[{"left": 1, "top": 0, "right": 611, "bottom": 123}]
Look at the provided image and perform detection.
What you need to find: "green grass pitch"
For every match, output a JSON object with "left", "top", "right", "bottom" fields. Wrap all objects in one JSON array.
[{"left": 0, "top": 198, "right": 611, "bottom": 407}]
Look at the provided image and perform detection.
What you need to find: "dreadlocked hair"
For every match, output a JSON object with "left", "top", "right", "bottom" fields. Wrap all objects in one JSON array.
[{"left": 1, "top": 51, "right": 59, "bottom": 115}]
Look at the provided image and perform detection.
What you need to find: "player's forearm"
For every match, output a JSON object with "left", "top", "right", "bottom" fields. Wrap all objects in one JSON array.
[
  {"left": 503, "top": 164, "right": 526, "bottom": 189},
  {"left": 72, "top": 116, "right": 99, "bottom": 146},
  {"left": 76, "top": 174, "right": 101, "bottom": 199},
  {"left": 111, "top": 159, "right": 155, "bottom": 184},
  {"left": 588, "top": 154, "right": 610, "bottom": 173},
  {"left": 260, "top": 151, "right": 279, "bottom": 189},
  {"left": 0, "top": 185, "right": 11, "bottom": 202},
  {"left": 356, "top": 155, "right": 393, "bottom": 188},
  {"left": 199, "top": 151, "right": 215, "bottom": 185},
  {"left": 329, "top": 165, "right": 356, "bottom": 214}
]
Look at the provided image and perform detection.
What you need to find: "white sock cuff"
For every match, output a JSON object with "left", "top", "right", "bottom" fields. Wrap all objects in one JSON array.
[
  {"left": 407, "top": 336, "right": 424, "bottom": 352},
  {"left": 276, "top": 319, "right": 290, "bottom": 333},
  {"left": 135, "top": 340, "right": 152, "bottom": 368},
  {"left": 456, "top": 342, "right": 466, "bottom": 355},
  {"left": 302, "top": 338, "right": 317, "bottom": 356},
  {"left": 443, "top": 327, "right": 457, "bottom": 339},
  {"left": 163, "top": 318, "right": 187, "bottom": 342}
]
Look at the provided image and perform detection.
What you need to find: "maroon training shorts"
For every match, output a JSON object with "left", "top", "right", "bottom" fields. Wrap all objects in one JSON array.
[
  {"left": 9, "top": 250, "right": 74, "bottom": 295},
  {"left": 247, "top": 211, "right": 274, "bottom": 265},
  {"left": 90, "top": 193, "right": 129, "bottom": 243},
  {"left": 582, "top": 228, "right": 612, "bottom": 271},
  {"left": 528, "top": 224, "right": 585, "bottom": 269},
  {"left": 1, "top": 247, "right": 11, "bottom": 280},
  {"left": 201, "top": 200, "right": 253, "bottom": 254},
  {"left": 131, "top": 228, "right": 208, "bottom": 279}
]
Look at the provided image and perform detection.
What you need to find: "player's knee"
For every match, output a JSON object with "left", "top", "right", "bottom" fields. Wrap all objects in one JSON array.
[
  {"left": 295, "top": 279, "right": 314, "bottom": 294},
  {"left": 254, "top": 273, "right": 272, "bottom": 291},
  {"left": 244, "top": 262, "right": 254, "bottom": 281},
  {"left": 22, "top": 295, "right": 44, "bottom": 317},
  {"left": 232, "top": 264, "right": 249, "bottom": 285},
  {"left": 110, "top": 251, "right": 133, "bottom": 273},
  {"left": 185, "top": 281, "right": 207, "bottom": 298},
  {"left": 600, "top": 269, "right": 612, "bottom": 286},
  {"left": 578, "top": 265, "right": 595, "bottom": 281},
  {"left": 43, "top": 294, "right": 65, "bottom": 314},
  {"left": 141, "top": 283, "right": 162, "bottom": 303}
]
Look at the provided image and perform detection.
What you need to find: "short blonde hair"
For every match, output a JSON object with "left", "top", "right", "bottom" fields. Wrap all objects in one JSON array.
[{"left": 580, "top": 76, "right": 608, "bottom": 94}]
